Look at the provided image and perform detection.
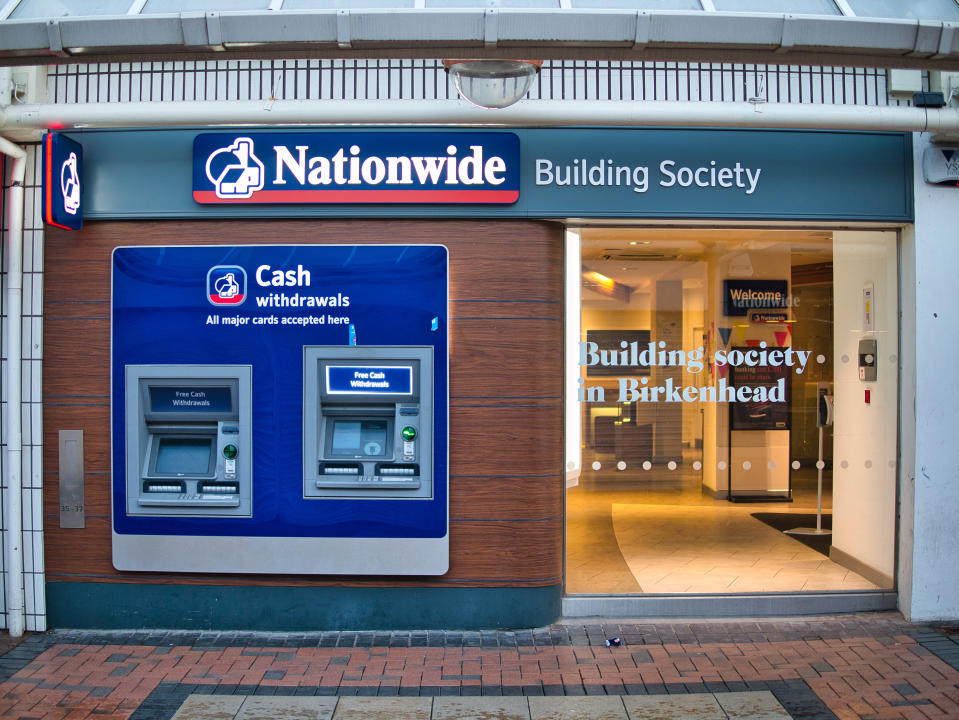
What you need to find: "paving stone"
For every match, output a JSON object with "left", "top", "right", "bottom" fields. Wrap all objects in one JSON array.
[
  {"left": 622, "top": 693, "right": 726, "bottom": 720},
  {"left": 170, "top": 695, "right": 245, "bottom": 720},
  {"left": 528, "top": 695, "right": 627, "bottom": 720},
  {"left": 235, "top": 696, "right": 336, "bottom": 720},
  {"left": 715, "top": 691, "right": 792, "bottom": 720},
  {"left": 331, "top": 696, "right": 432, "bottom": 719},
  {"left": 432, "top": 696, "right": 531, "bottom": 720}
]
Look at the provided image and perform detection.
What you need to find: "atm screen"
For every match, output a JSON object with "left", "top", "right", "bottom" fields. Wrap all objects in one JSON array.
[
  {"left": 155, "top": 437, "right": 214, "bottom": 475},
  {"left": 330, "top": 420, "right": 390, "bottom": 457}
]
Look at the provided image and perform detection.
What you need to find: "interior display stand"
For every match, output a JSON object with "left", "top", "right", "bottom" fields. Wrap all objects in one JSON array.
[{"left": 727, "top": 349, "right": 793, "bottom": 502}]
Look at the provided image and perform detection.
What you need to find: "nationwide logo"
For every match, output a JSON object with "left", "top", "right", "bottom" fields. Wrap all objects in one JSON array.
[
  {"left": 207, "top": 265, "right": 247, "bottom": 306},
  {"left": 193, "top": 132, "right": 520, "bottom": 205}
]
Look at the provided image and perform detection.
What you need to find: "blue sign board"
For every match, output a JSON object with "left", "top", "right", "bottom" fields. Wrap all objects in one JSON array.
[
  {"left": 193, "top": 132, "right": 520, "bottom": 205},
  {"left": 112, "top": 244, "right": 449, "bottom": 540},
  {"left": 71, "top": 127, "right": 913, "bottom": 222},
  {"left": 326, "top": 366, "right": 413, "bottom": 395},
  {"left": 42, "top": 132, "right": 83, "bottom": 230},
  {"left": 724, "top": 279, "right": 789, "bottom": 317}
]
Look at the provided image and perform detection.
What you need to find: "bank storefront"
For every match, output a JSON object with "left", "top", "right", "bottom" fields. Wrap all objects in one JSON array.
[{"left": 42, "top": 126, "right": 911, "bottom": 628}]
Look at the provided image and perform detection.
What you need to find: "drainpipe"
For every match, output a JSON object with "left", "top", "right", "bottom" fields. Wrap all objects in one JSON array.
[{"left": 0, "top": 133, "right": 27, "bottom": 638}]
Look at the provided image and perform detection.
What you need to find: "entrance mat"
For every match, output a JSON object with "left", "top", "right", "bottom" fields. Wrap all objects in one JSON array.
[{"left": 751, "top": 513, "right": 833, "bottom": 557}]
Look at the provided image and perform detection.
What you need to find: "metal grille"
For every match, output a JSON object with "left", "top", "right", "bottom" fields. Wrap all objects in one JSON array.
[{"left": 48, "top": 59, "right": 907, "bottom": 106}]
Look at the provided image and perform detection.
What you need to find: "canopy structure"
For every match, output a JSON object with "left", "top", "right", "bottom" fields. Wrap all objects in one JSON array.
[{"left": 1, "top": 0, "right": 959, "bottom": 70}]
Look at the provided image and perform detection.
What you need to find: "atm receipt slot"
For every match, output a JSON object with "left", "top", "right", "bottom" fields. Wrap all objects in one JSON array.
[
  {"left": 124, "top": 365, "right": 252, "bottom": 517},
  {"left": 303, "top": 346, "right": 434, "bottom": 500}
]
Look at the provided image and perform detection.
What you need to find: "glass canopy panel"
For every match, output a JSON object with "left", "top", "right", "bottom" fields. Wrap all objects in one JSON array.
[
  {"left": 282, "top": 0, "right": 415, "bottom": 7},
  {"left": 846, "top": 0, "right": 959, "bottom": 20},
  {"left": 713, "top": 0, "right": 840, "bottom": 14},
  {"left": 569, "top": 0, "right": 703, "bottom": 8},
  {"left": 141, "top": 0, "right": 270, "bottom": 11},
  {"left": 424, "top": 0, "right": 560, "bottom": 7},
  {"left": 11, "top": 0, "right": 134, "bottom": 18}
]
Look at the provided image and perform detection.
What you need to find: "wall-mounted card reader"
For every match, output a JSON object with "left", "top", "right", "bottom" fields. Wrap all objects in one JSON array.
[
  {"left": 303, "top": 346, "right": 433, "bottom": 499},
  {"left": 124, "top": 365, "right": 252, "bottom": 516},
  {"left": 858, "top": 338, "right": 877, "bottom": 382}
]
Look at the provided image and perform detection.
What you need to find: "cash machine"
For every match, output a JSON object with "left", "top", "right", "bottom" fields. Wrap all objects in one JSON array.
[
  {"left": 123, "top": 365, "right": 252, "bottom": 517},
  {"left": 303, "top": 346, "right": 433, "bottom": 500}
]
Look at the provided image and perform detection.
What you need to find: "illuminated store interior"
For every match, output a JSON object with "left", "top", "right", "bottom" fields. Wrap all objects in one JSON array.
[{"left": 566, "top": 227, "right": 898, "bottom": 596}]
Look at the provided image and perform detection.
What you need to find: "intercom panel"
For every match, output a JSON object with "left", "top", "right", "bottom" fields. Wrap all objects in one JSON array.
[{"left": 304, "top": 346, "right": 433, "bottom": 499}]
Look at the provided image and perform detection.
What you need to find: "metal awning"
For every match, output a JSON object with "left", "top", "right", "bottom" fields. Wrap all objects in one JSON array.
[{"left": 1, "top": 0, "right": 959, "bottom": 69}]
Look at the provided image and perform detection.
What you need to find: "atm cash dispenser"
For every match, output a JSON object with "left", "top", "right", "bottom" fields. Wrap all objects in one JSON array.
[
  {"left": 124, "top": 365, "right": 252, "bottom": 517},
  {"left": 303, "top": 346, "right": 433, "bottom": 499}
]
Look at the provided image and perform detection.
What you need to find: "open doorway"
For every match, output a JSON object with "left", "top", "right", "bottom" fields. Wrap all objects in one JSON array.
[{"left": 566, "top": 227, "right": 898, "bottom": 596}]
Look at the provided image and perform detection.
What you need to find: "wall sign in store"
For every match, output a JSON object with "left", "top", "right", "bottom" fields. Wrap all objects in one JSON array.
[
  {"left": 724, "top": 280, "right": 789, "bottom": 317},
  {"left": 193, "top": 132, "right": 519, "bottom": 204}
]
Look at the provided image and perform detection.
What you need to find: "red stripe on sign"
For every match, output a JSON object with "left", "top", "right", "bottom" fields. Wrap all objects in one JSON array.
[
  {"left": 193, "top": 189, "right": 519, "bottom": 204},
  {"left": 44, "top": 135, "right": 74, "bottom": 231},
  {"left": 209, "top": 294, "right": 245, "bottom": 305}
]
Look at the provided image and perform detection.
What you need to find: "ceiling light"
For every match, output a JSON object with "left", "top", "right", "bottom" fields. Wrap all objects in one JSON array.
[{"left": 443, "top": 60, "right": 541, "bottom": 109}]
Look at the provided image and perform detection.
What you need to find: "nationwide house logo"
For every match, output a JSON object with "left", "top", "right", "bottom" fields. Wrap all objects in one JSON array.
[
  {"left": 193, "top": 132, "right": 520, "bottom": 205},
  {"left": 205, "top": 137, "right": 265, "bottom": 199},
  {"left": 61, "top": 151, "right": 81, "bottom": 215},
  {"left": 207, "top": 265, "right": 247, "bottom": 306}
]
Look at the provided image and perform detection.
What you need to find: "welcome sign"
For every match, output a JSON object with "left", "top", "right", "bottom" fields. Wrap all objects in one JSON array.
[{"left": 193, "top": 132, "right": 519, "bottom": 204}]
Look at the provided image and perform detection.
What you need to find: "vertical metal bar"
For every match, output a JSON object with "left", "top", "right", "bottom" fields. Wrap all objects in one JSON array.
[{"left": 58, "top": 431, "right": 84, "bottom": 529}]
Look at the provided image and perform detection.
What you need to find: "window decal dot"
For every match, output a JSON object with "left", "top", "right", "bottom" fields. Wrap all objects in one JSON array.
[
  {"left": 768, "top": 461, "right": 776, "bottom": 469},
  {"left": 816, "top": 354, "right": 826, "bottom": 364},
  {"left": 816, "top": 460, "right": 825, "bottom": 470},
  {"left": 742, "top": 461, "right": 752, "bottom": 470},
  {"left": 591, "top": 461, "right": 601, "bottom": 471},
  {"left": 864, "top": 460, "right": 872, "bottom": 468},
  {"left": 667, "top": 461, "right": 677, "bottom": 470},
  {"left": 642, "top": 461, "right": 652, "bottom": 471},
  {"left": 792, "top": 461, "right": 801, "bottom": 470},
  {"left": 617, "top": 461, "right": 627, "bottom": 471},
  {"left": 718, "top": 461, "right": 727, "bottom": 470},
  {"left": 840, "top": 460, "right": 849, "bottom": 469},
  {"left": 693, "top": 461, "right": 702, "bottom": 471}
]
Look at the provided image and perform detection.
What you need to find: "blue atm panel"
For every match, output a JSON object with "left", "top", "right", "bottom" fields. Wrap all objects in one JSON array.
[{"left": 111, "top": 245, "right": 449, "bottom": 575}]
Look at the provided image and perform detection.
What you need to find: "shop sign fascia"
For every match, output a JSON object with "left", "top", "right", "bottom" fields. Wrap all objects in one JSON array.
[{"left": 67, "top": 127, "right": 914, "bottom": 223}]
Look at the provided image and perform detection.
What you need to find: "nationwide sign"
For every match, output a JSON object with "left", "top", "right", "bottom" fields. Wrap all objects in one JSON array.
[
  {"left": 43, "top": 132, "right": 83, "bottom": 230},
  {"left": 193, "top": 132, "right": 520, "bottom": 204}
]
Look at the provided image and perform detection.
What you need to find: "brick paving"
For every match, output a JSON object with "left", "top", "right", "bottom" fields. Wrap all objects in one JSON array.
[{"left": 0, "top": 613, "right": 956, "bottom": 720}]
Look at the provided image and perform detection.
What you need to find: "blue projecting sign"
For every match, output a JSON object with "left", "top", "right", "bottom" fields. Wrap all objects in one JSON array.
[{"left": 43, "top": 132, "right": 83, "bottom": 230}]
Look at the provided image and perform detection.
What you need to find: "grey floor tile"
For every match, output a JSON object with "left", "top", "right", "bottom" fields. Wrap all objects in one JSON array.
[
  {"left": 171, "top": 695, "right": 246, "bottom": 720},
  {"left": 715, "top": 691, "right": 792, "bottom": 720},
  {"left": 332, "top": 696, "right": 432, "bottom": 720},
  {"left": 431, "top": 696, "right": 531, "bottom": 720},
  {"left": 528, "top": 696, "right": 628, "bottom": 720},
  {"left": 235, "top": 696, "right": 337, "bottom": 720},
  {"left": 623, "top": 693, "right": 726, "bottom": 720}
]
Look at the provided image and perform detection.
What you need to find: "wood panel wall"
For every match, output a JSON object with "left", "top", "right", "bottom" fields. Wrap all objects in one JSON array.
[{"left": 42, "top": 220, "right": 565, "bottom": 588}]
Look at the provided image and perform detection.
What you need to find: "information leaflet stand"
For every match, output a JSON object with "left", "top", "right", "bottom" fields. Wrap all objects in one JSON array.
[{"left": 727, "top": 348, "right": 792, "bottom": 502}]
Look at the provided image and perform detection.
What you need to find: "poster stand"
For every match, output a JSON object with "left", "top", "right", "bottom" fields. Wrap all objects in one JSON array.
[
  {"left": 726, "top": 347, "right": 792, "bottom": 502},
  {"left": 785, "top": 387, "right": 833, "bottom": 536}
]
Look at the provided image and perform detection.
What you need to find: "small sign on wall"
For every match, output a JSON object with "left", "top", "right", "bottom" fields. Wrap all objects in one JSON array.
[{"left": 43, "top": 132, "right": 83, "bottom": 230}]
